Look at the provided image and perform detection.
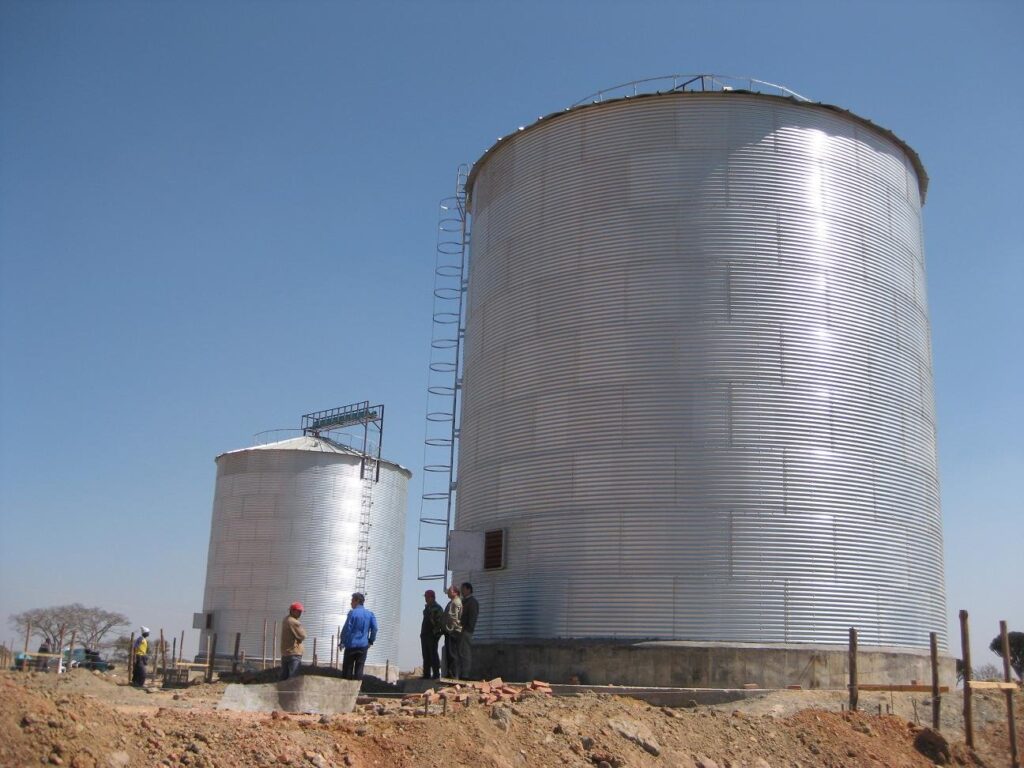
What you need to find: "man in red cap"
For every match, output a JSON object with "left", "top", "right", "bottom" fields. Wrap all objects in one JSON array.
[
  {"left": 419, "top": 589, "right": 444, "bottom": 679},
  {"left": 280, "top": 601, "right": 306, "bottom": 680}
]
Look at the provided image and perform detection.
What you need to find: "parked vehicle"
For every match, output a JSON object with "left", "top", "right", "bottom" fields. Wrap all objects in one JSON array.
[{"left": 64, "top": 647, "right": 115, "bottom": 671}]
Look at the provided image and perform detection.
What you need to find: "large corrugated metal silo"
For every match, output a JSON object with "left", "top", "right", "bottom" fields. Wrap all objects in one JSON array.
[
  {"left": 200, "top": 433, "right": 410, "bottom": 676},
  {"left": 453, "top": 78, "right": 946, "bottom": 686}
]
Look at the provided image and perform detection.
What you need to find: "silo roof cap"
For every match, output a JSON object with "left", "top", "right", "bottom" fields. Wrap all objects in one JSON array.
[
  {"left": 216, "top": 435, "right": 412, "bottom": 476},
  {"left": 465, "top": 74, "right": 928, "bottom": 205}
]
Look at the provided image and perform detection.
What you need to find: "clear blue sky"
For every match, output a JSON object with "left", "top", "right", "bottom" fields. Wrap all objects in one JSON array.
[{"left": 1, "top": 1, "right": 1020, "bottom": 669}]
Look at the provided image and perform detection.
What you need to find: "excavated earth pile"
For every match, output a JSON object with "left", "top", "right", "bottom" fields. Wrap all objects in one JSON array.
[{"left": 2, "top": 670, "right": 1020, "bottom": 768}]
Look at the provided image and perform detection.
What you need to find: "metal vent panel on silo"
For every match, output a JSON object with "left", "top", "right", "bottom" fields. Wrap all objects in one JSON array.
[
  {"left": 201, "top": 436, "right": 410, "bottom": 667},
  {"left": 454, "top": 92, "right": 945, "bottom": 649}
]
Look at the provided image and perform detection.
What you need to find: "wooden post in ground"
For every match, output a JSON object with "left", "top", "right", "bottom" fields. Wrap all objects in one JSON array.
[
  {"left": 160, "top": 630, "right": 167, "bottom": 677},
  {"left": 959, "top": 609, "right": 974, "bottom": 748},
  {"left": 999, "top": 620, "right": 1020, "bottom": 768},
  {"left": 179, "top": 630, "right": 185, "bottom": 665},
  {"left": 312, "top": 637, "right": 317, "bottom": 667},
  {"left": 23, "top": 621, "right": 31, "bottom": 655},
  {"left": 67, "top": 631, "right": 76, "bottom": 675},
  {"left": 929, "top": 631, "right": 941, "bottom": 731},
  {"left": 330, "top": 634, "right": 335, "bottom": 668},
  {"left": 232, "top": 633, "right": 241, "bottom": 674},
  {"left": 336, "top": 625, "right": 341, "bottom": 669},
  {"left": 848, "top": 627, "right": 859, "bottom": 712},
  {"left": 262, "top": 619, "right": 268, "bottom": 671},
  {"left": 172, "top": 637, "right": 177, "bottom": 667},
  {"left": 128, "top": 632, "right": 136, "bottom": 685},
  {"left": 204, "top": 634, "right": 213, "bottom": 683},
  {"left": 272, "top": 621, "right": 278, "bottom": 668},
  {"left": 56, "top": 626, "right": 65, "bottom": 674}
]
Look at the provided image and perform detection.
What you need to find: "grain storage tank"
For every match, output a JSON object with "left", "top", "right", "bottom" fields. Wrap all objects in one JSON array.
[
  {"left": 453, "top": 76, "right": 947, "bottom": 687},
  {"left": 199, "top": 404, "right": 410, "bottom": 678}
]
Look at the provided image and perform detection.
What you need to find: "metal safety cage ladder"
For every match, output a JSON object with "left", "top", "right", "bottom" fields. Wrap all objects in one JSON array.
[{"left": 417, "top": 164, "right": 471, "bottom": 584}]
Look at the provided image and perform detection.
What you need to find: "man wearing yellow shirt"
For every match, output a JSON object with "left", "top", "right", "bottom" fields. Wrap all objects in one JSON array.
[{"left": 132, "top": 627, "right": 150, "bottom": 688}]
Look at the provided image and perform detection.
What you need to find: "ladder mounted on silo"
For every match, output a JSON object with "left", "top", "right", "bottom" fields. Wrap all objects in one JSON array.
[
  {"left": 417, "top": 164, "right": 471, "bottom": 585},
  {"left": 301, "top": 401, "right": 384, "bottom": 595}
]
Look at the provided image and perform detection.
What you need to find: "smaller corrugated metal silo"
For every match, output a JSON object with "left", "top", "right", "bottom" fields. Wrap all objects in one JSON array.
[{"left": 200, "top": 432, "right": 410, "bottom": 677}]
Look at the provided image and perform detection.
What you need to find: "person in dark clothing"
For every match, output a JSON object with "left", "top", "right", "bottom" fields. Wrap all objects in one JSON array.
[
  {"left": 459, "top": 582, "right": 480, "bottom": 680},
  {"left": 420, "top": 589, "right": 444, "bottom": 679},
  {"left": 37, "top": 640, "right": 52, "bottom": 672}
]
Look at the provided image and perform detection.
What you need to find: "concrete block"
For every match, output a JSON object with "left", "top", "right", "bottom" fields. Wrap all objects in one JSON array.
[{"left": 219, "top": 675, "right": 361, "bottom": 715}]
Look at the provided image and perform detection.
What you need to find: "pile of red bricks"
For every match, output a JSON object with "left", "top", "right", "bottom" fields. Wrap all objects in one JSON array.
[{"left": 402, "top": 677, "right": 554, "bottom": 706}]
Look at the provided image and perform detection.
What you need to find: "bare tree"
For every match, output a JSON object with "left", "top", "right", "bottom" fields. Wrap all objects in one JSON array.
[
  {"left": 973, "top": 662, "right": 1004, "bottom": 681},
  {"left": 9, "top": 604, "right": 129, "bottom": 650},
  {"left": 109, "top": 634, "right": 133, "bottom": 663},
  {"left": 69, "top": 605, "right": 131, "bottom": 649}
]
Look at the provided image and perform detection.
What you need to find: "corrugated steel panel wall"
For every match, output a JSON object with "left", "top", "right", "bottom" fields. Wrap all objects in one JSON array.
[
  {"left": 201, "top": 449, "right": 409, "bottom": 666},
  {"left": 455, "top": 93, "right": 945, "bottom": 649}
]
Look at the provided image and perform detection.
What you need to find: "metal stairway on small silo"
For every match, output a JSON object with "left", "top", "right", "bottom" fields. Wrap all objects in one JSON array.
[
  {"left": 299, "top": 402, "right": 385, "bottom": 598},
  {"left": 353, "top": 451, "right": 378, "bottom": 596}
]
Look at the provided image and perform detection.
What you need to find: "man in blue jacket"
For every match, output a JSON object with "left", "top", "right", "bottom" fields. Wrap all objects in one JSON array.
[{"left": 340, "top": 592, "right": 377, "bottom": 681}]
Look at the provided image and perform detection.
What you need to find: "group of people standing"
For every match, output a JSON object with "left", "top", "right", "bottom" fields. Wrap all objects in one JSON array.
[
  {"left": 277, "top": 583, "right": 479, "bottom": 683},
  {"left": 280, "top": 593, "right": 378, "bottom": 682},
  {"left": 420, "top": 582, "right": 478, "bottom": 680}
]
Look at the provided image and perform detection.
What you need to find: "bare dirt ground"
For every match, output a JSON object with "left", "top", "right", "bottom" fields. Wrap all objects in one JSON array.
[{"left": 1, "top": 669, "right": 1020, "bottom": 768}]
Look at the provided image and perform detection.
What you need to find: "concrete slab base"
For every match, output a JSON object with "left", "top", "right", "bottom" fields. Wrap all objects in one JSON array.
[
  {"left": 219, "top": 675, "right": 361, "bottom": 715},
  {"left": 470, "top": 640, "right": 957, "bottom": 690},
  {"left": 547, "top": 684, "right": 767, "bottom": 707},
  {"left": 400, "top": 678, "right": 456, "bottom": 694}
]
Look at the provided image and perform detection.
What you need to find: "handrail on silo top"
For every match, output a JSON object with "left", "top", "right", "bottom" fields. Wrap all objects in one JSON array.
[{"left": 570, "top": 73, "right": 811, "bottom": 108}]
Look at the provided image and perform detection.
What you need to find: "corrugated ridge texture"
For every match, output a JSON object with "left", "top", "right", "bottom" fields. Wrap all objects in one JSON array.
[
  {"left": 201, "top": 448, "right": 409, "bottom": 666},
  {"left": 455, "top": 92, "right": 945, "bottom": 649}
]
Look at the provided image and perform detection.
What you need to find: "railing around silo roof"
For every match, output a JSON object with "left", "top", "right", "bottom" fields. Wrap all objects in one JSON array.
[
  {"left": 570, "top": 73, "right": 811, "bottom": 108},
  {"left": 251, "top": 428, "right": 378, "bottom": 457}
]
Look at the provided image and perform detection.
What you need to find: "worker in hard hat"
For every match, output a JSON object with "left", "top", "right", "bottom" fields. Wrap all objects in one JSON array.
[
  {"left": 132, "top": 627, "right": 150, "bottom": 687},
  {"left": 280, "top": 602, "right": 307, "bottom": 680}
]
